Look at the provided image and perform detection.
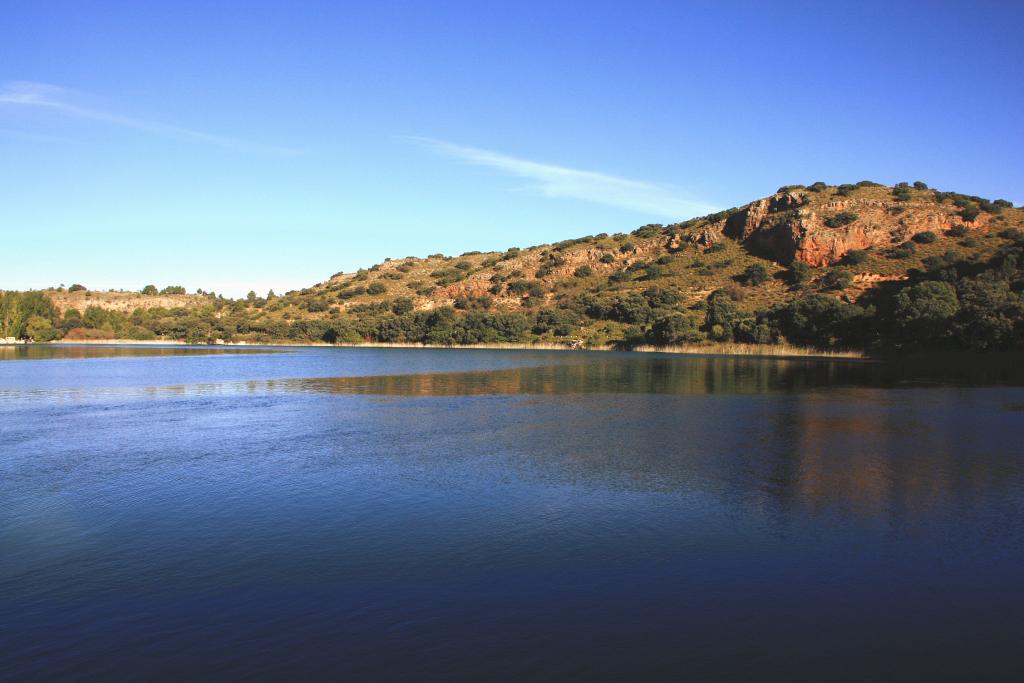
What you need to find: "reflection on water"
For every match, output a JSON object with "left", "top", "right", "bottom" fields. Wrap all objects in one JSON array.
[
  {"left": 2, "top": 347, "right": 1024, "bottom": 679},
  {"left": 0, "top": 343, "right": 274, "bottom": 361}
]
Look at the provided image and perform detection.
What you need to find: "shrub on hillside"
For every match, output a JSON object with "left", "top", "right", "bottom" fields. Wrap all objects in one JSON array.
[
  {"left": 821, "top": 268, "right": 854, "bottom": 290},
  {"left": 893, "top": 185, "right": 913, "bottom": 201},
  {"left": 960, "top": 204, "right": 981, "bottom": 222},
  {"left": 788, "top": 261, "right": 812, "bottom": 286},
  {"left": 947, "top": 224, "right": 969, "bottom": 238},
  {"left": 391, "top": 297, "right": 414, "bottom": 315},
  {"left": 892, "top": 242, "right": 917, "bottom": 259},
  {"left": 742, "top": 263, "right": 770, "bottom": 286},
  {"left": 824, "top": 212, "right": 858, "bottom": 228},
  {"left": 632, "top": 224, "right": 664, "bottom": 238},
  {"left": 844, "top": 249, "right": 869, "bottom": 265},
  {"left": 912, "top": 231, "right": 938, "bottom": 244}
]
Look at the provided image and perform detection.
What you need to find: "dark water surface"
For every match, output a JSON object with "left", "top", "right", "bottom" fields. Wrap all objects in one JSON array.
[{"left": 2, "top": 345, "right": 1023, "bottom": 680}]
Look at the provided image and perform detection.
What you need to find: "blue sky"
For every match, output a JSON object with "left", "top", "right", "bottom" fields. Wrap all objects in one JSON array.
[{"left": 3, "top": 1, "right": 1022, "bottom": 296}]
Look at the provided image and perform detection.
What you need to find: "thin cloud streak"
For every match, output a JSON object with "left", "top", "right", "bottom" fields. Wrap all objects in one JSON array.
[
  {"left": 407, "top": 136, "right": 717, "bottom": 219},
  {"left": 0, "top": 81, "right": 298, "bottom": 154}
]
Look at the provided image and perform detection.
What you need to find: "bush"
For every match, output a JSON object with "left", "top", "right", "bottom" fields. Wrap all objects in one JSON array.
[
  {"left": 573, "top": 265, "right": 593, "bottom": 278},
  {"left": 391, "top": 297, "right": 414, "bottom": 315},
  {"left": 821, "top": 268, "right": 854, "bottom": 290},
  {"left": 824, "top": 212, "right": 858, "bottom": 228},
  {"left": 960, "top": 204, "right": 981, "bottom": 222},
  {"left": 141, "top": 285, "right": 158, "bottom": 295},
  {"left": 836, "top": 184, "right": 858, "bottom": 197},
  {"left": 366, "top": 282, "right": 387, "bottom": 295},
  {"left": 912, "top": 231, "right": 938, "bottom": 244},
  {"left": 68, "top": 284, "right": 86, "bottom": 292},
  {"left": 647, "top": 314, "right": 704, "bottom": 345},
  {"left": 808, "top": 181, "right": 827, "bottom": 192},
  {"left": 506, "top": 280, "right": 544, "bottom": 299},
  {"left": 641, "top": 264, "right": 664, "bottom": 280},
  {"left": 893, "top": 186, "right": 913, "bottom": 201},
  {"left": 338, "top": 286, "right": 366, "bottom": 300},
  {"left": 533, "top": 309, "right": 580, "bottom": 337},
  {"left": 913, "top": 181, "right": 929, "bottom": 190},
  {"left": 844, "top": 249, "right": 869, "bottom": 265},
  {"left": 772, "top": 294, "right": 867, "bottom": 348},
  {"left": 599, "top": 253, "right": 615, "bottom": 264},
  {"left": 947, "top": 224, "right": 969, "bottom": 238},
  {"left": 742, "top": 263, "right": 770, "bottom": 286},
  {"left": 892, "top": 242, "right": 916, "bottom": 259},
  {"left": 643, "top": 286, "right": 682, "bottom": 308},
  {"left": 788, "top": 261, "right": 812, "bottom": 286},
  {"left": 632, "top": 224, "right": 664, "bottom": 238}
]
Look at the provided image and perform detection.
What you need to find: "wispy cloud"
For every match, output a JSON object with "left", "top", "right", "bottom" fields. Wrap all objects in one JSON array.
[
  {"left": 0, "top": 81, "right": 297, "bottom": 154},
  {"left": 407, "top": 136, "right": 716, "bottom": 219}
]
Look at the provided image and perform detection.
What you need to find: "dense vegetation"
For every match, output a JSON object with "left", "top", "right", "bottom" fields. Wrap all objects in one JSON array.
[{"left": 4, "top": 183, "right": 1021, "bottom": 354}]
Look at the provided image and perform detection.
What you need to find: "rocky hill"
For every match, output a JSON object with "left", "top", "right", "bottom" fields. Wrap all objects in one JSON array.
[{"left": 4, "top": 181, "right": 1022, "bottom": 352}]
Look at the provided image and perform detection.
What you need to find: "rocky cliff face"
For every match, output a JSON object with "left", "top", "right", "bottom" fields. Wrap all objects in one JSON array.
[{"left": 687, "top": 185, "right": 996, "bottom": 267}]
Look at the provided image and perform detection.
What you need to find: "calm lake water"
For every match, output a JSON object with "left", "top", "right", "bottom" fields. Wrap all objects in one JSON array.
[{"left": 2, "top": 345, "right": 1023, "bottom": 680}]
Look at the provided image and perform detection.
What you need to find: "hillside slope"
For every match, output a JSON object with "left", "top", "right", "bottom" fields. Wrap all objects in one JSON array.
[{"left": 3, "top": 182, "right": 1022, "bottom": 352}]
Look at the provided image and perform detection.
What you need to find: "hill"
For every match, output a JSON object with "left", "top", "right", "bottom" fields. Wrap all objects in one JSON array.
[{"left": 2, "top": 181, "right": 1022, "bottom": 353}]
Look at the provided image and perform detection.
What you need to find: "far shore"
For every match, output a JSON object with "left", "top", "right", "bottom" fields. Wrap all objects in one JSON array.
[{"left": 2, "top": 338, "right": 867, "bottom": 360}]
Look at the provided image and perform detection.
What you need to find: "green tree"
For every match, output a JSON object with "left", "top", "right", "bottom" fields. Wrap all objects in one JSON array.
[
  {"left": 142, "top": 285, "right": 158, "bottom": 295},
  {"left": 892, "top": 281, "right": 959, "bottom": 346},
  {"left": 648, "top": 314, "right": 704, "bottom": 345},
  {"left": 703, "top": 290, "right": 740, "bottom": 340},
  {"left": 788, "top": 261, "right": 812, "bottom": 286},
  {"left": 25, "top": 316, "right": 60, "bottom": 341},
  {"left": 773, "top": 294, "right": 867, "bottom": 348}
]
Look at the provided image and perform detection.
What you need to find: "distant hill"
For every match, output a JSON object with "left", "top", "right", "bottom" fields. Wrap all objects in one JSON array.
[{"left": 3, "top": 182, "right": 1022, "bottom": 353}]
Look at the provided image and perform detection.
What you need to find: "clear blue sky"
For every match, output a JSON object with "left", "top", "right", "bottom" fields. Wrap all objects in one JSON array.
[{"left": 3, "top": 1, "right": 1022, "bottom": 296}]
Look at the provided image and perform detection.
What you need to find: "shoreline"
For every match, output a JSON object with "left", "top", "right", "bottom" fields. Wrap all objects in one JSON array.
[{"left": 4, "top": 338, "right": 867, "bottom": 360}]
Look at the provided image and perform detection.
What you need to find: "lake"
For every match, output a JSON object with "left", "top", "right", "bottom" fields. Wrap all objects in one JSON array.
[{"left": 2, "top": 345, "right": 1023, "bottom": 680}]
